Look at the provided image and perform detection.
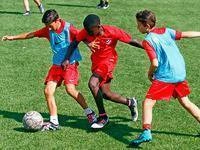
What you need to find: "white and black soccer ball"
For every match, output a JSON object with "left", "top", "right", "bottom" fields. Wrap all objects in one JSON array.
[{"left": 22, "top": 111, "right": 43, "bottom": 131}]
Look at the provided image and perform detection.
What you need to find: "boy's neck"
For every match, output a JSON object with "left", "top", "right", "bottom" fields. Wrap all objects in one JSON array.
[{"left": 147, "top": 27, "right": 156, "bottom": 33}]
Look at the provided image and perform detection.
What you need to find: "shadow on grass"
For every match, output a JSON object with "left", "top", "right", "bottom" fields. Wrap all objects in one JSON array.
[
  {"left": 0, "top": 109, "right": 199, "bottom": 146},
  {"left": 0, "top": 10, "right": 40, "bottom": 15},
  {"left": 47, "top": 3, "right": 95, "bottom": 8}
]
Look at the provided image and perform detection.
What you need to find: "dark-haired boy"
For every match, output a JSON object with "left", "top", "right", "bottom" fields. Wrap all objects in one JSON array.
[
  {"left": 62, "top": 14, "right": 143, "bottom": 129},
  {"left": 130, "top": 9, "right": 200, "bottom": 146},
  {"left": 2, "top": 9, "right": 97, "bottom": 131}
]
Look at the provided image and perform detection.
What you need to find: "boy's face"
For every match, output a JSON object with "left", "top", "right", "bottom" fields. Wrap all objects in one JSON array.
[
  {"left": 87, "top": 25, "right": 101, "bottom": 36},
  {"left": 136, "top": 20, "right": 148, "bottom": 34},
  {"left": 46, "top": 20, "right": 60, "bottom": 31}
]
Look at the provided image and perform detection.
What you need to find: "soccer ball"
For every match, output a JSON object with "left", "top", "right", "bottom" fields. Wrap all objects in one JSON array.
[{"left": 22, "top": 111, "right": 43, "bottom": 131}]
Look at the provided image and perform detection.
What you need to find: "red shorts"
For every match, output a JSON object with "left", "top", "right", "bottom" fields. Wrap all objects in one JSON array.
[
  {"left": 92, "top": 59, "right": 117, "bottom": 87},
  {"left": 45, "top": 63, "right": 79, "bottom": 86},
  {"left": 146, "top": 80, "right": 190, "bottom": 101}
]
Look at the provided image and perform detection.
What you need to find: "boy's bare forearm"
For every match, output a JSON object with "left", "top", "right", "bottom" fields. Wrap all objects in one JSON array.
[
  {"left": 181, "top": 31, "right": 200, "bottom": 38},
  {"left": 2, "top": 32, "right": 34, "bottom": 41},
  {"left": 129, "top": 39, "right": 144, "bottom": 49},
  {"left": 148, "top": 58, "right": 158, "bottom": 81}
]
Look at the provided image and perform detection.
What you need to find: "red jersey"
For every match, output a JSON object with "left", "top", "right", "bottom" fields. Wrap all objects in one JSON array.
[
  {"left": 33, "top": 19, "right": 79, "bottom": 42},
  {"left": 76, "top": 25, "right": 132, "bottom": 64}
]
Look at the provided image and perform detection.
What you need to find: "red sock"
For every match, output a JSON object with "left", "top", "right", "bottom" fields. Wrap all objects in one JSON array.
[
  {"left": 143, "top": 124, "right": 151, "bottom": 130},
  {"left": 99, "top": 113, "right": 107, "bottom": 117}
]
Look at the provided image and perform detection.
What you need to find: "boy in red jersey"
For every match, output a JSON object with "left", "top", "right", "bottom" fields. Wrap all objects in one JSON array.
[
  {"left": 130, "top": 10, "right": 200, "bottom": 146},
  {"left": 62, "top": 14, "right": 143, "bottom": 129},
  {"left": 2, "top": 10, "right": 97, "bottom": 131}
]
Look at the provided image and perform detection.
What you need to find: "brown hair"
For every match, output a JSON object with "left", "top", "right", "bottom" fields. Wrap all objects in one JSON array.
[{"left": 136, "top": 10, "right": 156, "bottom": 28}]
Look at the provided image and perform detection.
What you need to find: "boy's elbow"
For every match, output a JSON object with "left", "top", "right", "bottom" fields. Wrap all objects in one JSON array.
[{"left": 151, "top": 58, "right": 158, "bottom": 67}]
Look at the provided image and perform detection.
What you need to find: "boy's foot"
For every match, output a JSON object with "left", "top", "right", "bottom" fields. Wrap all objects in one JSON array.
[
  {"left": 128, "top": 97, "right": 138, "bottom": 121},
  {"left": 87, "top": 110, "right": 97, "bottom": 124},
  {"left": 91, "top": 116, "right": 109, "bottom": 129},
  {"left": 38, "top": 4, "right": 45, "bottom": 14},
  {"left": 102, "top": 2, "right": 109, "bottom": 9},
  {"left": 97, "top": 0, "right": 104, "bottom": 9},
  {"left": 130, "top": 129, "right": 152, "bottom": 146},
  {"left": 23, "top": 11, "right": 30, "bottom": 16},
  {"left": 41, "top": 122, "right": 59, "bottom": 131}
]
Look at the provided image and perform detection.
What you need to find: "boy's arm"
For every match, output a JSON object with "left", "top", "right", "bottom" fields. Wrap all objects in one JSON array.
[
  {"left": 129, "top": 39, "right": 143, "bottom": 49},
  {"left": 181, "top": 32, "right": 200, "bottom": 38},
  {"left": 142, "top": 40, "right": 158, "bottom": 81},
  {"left": 113, "top": 27, "right": 143, "bottom": 49},
  {"left": 148, "top": 58, "right": 158, "bottom": 82},
  {"left": 2, "top": 32, "right": 35, "bottom": 41},
  {"left": 62, "top": 40, "right": 80, "bottom": 70}
]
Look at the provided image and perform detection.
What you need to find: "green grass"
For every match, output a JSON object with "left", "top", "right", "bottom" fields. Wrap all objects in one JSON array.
[{"left": 0, "top": 0, "right": 200, "bottom": 149}]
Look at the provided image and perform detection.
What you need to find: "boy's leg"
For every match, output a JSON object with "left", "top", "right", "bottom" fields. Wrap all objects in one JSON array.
[
  {"left": 44, "top": 81, "right": 57, "bottom": 117},
  {"left": 66, "top": 84, "right": 88, "bottom": 109},
  {"left": 88, "top": 74, "right": 106, "bottom": 115},
  {"left": 65, "top": 84, "right": 97, "bottom": 124},
  {"left": 142, "top": 99, "right": 156, "bottom": 127},
  {"left": 88, "top": 74, "right": 109, "bottom": 129},
  {"left": 178, "top": 96, "right": 200, "bottom": 123},
  {"left": 23, "top": 0, "right": 30, "bottom": 15},
  {"left": 33, "top": 0, "right": 41, "bottom": 6},
  {"left": 33, "top": 0, "right": 44, "bottom": 13},
  {"left": 42, "top": 81, "right": 59, "bottom": 131},
  {"left": 101, "top": 82, "right": 138, "bottom": 121},
  {"left": 130, "top": 99, "right": 156, "bottom": 146}
]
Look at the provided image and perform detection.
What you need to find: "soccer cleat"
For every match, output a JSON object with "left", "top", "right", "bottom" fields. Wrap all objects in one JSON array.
[
  {"left": 41, "top": 122, "right": 59, "bottom": 131},
  {"left": 23, "top": 11, "right": 30, "bottom": 16},
  {"left": 102, "top": 2, "right": 109, "bottom": 9},
  {"left": 38, "top": 4, "right": 45, "bottom": 14},
  {"left": 128, "top": 97, "right": 138, "bottom": 121},
  {"left": 97, "top": 0, "right": 104, "bottom": 9},
  {"left": 91, "top": 116, "right": 109, "bottom": 129},
  {"left": 130, "top": 129, "right": 152, "bottom": 146},
  {"left": 87, "top": 110, "right": 97, "bottom": 124}
]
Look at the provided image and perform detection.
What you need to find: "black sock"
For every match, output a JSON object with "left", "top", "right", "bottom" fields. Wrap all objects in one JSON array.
[{"left": 94, "top": 89, "right": 106, "bottom": 115}]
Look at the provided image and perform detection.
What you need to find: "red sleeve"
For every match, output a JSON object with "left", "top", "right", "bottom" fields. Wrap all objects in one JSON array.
[
  {"left": 76, "top": 29, "right": 87, "bottom": 42},
  {"left": 34, "top": 27, "right": 50, "bottom": 40},
  {"left": 113, "top": 27, "right": 132, "bottom": 43},
  {"left": 142, "top": 40, "right": 157, "bottom": 61},
  {"left": 175, "top": 31, "right": 182, "bottom": 40},
  {"left": 69, "top": 25, "right": 79, "bottom": 42}
]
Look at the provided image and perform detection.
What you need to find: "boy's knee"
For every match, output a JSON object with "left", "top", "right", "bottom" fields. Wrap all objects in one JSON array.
[
  {"left": 44, "top": 87, "right": 54, "bottom": 97},
  {"left": 178, "top": 97, "right": 191, "bottom": 107},
  {"left": 65, "top": 86, "right": 76, "bottom": 95},
  {"left": 143, "top": 99, "right": 155, "bottom": 107},
  {"left": 88, "top": 80, "right": 98, "bottom": 90}
]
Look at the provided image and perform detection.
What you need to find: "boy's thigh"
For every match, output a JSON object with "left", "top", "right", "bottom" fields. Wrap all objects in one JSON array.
[{"left": 63, "top": 63, "right": 79, "bottom": 86}]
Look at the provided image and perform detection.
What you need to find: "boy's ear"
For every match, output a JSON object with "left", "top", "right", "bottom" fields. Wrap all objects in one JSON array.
[{"left": 146, "top": 23, "right": 151, "bottom": 29}]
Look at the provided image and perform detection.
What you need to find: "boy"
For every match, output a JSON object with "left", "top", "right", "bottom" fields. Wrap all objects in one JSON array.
[
  {"left": 131, "top": 10, "right": 200, "bottom": 146},
  {"left": 2, "top": 9, "right": 97, "bottom": 131},
  {"left": 62, "top": 14, "right": 143, "bottom": 129}
]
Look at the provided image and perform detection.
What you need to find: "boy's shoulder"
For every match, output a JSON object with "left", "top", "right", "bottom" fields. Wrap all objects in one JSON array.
[{"left": 145, "top": 27, "right": 174, "bottom": 39}]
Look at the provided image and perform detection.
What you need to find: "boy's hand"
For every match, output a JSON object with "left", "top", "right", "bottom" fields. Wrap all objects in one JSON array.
[
  {"left": 148, "top": 72, "right": 154, "bottom": 82},
  {"left": 62, "top": 60, "right": 70, "bottom": 70},
  {"left": 87, "top": 40, "right": 100, "bottom": 53},
  {"left": 2, "top": 36, "right": 13, "bottom": 41}
]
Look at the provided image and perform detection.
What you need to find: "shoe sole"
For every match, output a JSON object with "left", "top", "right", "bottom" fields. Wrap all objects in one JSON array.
[
  {"left": 130, "top": 139, "right": 152, "bottom": 147},
  {"left": 130, "top": 98, "right": 138, "bottom": 121},
  {"left": 91, "top": 121, "right": 109, "bottom": 129}
]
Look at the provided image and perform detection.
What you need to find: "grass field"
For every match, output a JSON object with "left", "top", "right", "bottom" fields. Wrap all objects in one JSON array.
[{"left": 0, "top": 0, "right": 200, "bottom": 149}]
